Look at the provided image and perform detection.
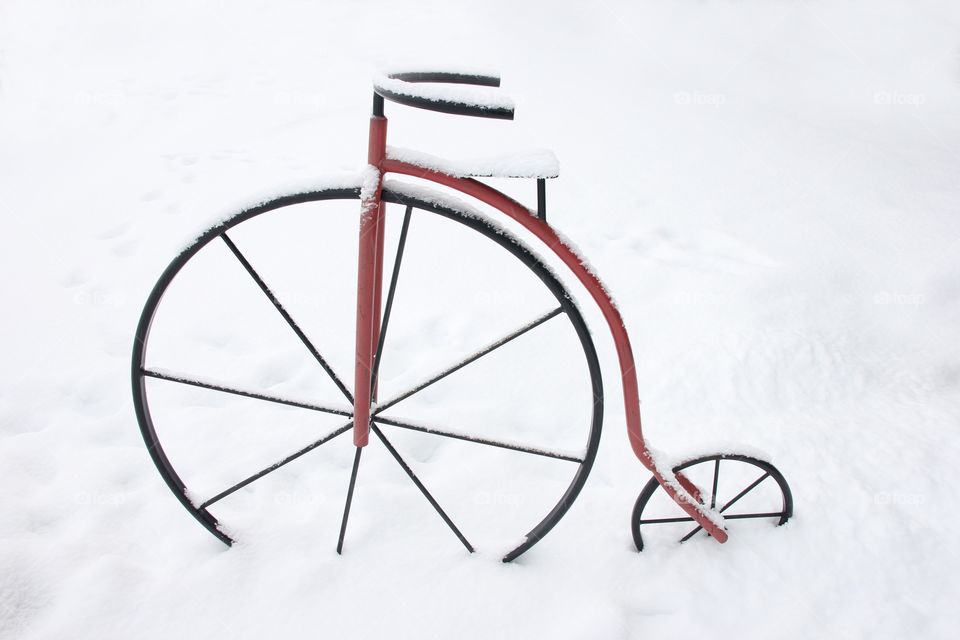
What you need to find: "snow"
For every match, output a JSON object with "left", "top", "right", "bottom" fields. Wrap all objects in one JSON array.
[
  {"left": 180, "top": 172, "right": 365, "bottom": 252},
  {"left": 3, "top": 1, "right": 960, "bottom": 639},
  {"left": 386, "top": 145, "right": 560, "bottom": 178},
  {"left": 359, "top": 164, "right": 381, "bottom": 218},
  {"left": 383, "top": 177, "right": 514, "bottom": 223},
  {"left": 660, "top": 442, "right": 774, "bottom": 466},
  {"left": 643, "top": 446, "right": 727, "bottom": 529},
  {"left": 374, "top": 75, "right": 515, "bottom": 111}
]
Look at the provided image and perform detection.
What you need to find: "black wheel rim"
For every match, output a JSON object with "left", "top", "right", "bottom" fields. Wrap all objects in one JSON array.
[
  {"left": 631, "top": 453, "right": 793, "bottom": 551},
  {"left": 132, "top": 186, "right": 604, "bottom": 561}
]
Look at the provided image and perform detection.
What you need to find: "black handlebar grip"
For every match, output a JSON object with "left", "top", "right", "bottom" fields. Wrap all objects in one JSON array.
[{"left": 373, "top": 71, "right": 515, "bottom": 120}]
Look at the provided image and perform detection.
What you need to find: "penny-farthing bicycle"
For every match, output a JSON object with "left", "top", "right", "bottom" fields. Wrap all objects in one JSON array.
[{"left": 132, "top": 71, "right": 793, "bottom": 561}]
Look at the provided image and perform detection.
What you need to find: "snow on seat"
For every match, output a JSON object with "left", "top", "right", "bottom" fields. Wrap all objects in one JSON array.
[{"left": 386, "top": 145, "right": 559, "bottom": 179}]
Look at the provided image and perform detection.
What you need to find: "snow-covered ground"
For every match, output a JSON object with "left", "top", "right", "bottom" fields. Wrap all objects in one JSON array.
[{"left": 3, "top": 1, "right": 960, "bottom": 638}]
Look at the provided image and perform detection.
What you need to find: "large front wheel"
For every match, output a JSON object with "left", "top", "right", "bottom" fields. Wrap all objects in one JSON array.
[{"left": 132, "top": 184, "right": 603, "bottom": 561}]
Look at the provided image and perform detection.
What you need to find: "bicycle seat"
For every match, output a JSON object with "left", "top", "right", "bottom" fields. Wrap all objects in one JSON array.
[{"left": 386, "top": 145, "right": 559, "bottom": 179}]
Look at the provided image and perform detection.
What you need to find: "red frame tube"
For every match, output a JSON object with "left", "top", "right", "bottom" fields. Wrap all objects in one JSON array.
[
  {"left": 352, "top": 116, "right": 388, "bottom": 447},
  {"left": 356, "top": 117, "right": 728, "bottom": 543}
]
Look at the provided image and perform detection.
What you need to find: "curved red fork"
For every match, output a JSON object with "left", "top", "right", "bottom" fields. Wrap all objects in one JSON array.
[
  {"left": 376, "top": 157, "right": 728, "bottom": 544},
  {"left": 676, "top": 471, "right": 704, "bottom": 504}
]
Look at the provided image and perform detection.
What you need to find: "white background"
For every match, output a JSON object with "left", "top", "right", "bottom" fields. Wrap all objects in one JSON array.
[{"left": 2, "top": 1, "right": 959, "bottom": 638}]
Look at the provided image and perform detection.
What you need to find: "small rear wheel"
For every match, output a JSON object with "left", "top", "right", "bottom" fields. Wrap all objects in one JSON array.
[{"left": 631, "top": 453, "right": 792, "bottom": 551}]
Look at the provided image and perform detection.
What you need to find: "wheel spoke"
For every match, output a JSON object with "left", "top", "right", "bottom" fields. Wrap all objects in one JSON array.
[
  {"left": 370, "top": 206, "right": 412, "bottom": 396},
  {"left": 679, "top": 471, "right": 771, "bottom": 543},
  {"left": 710, "top": 458, "right": 720, "bottom": 509},
  {"left": 336, "top": 447, "right": 363, "bottom": 554},
  {"left": 718, "top": 472, "right": 771, "bottom": 514},
  {"left": 677, "top": 525, "right": 704, "bottom": 543},
  {"left": 141, "top": 368, "right": 352, "bottom": 417},
  {"left": 221, "top": 232, "right": 354, "bottom": 404},
  {"left": 374, "top": 416, "right": 583, "bottom": 463},
  {"left": 721, "top": 512, "right": 786, "bottom": 521},
  {"left": 371, "top": 424, "right": 474, "bottom": 552},
  {"left": 374, "top": 307, "right": 564, "bottom": 414},
  {"left": 639, "top": 516, "right": 696, "bottom": 525},
  {"left": 199, "top": 421, "right": 353, "bottom": 508},
  {"left": 640, "top": 511, "right": 781, "bottom": 530}
]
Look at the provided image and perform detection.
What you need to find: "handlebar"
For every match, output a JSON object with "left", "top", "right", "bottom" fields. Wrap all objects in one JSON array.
[{"left": 373, "top": 71, "right": 515, "bottom": 120}]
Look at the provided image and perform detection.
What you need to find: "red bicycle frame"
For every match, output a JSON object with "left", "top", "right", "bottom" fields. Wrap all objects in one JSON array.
[{"left": 353, "top": 113, "right": 728, "bottom": 544}]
